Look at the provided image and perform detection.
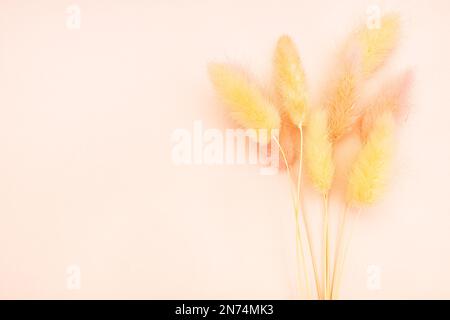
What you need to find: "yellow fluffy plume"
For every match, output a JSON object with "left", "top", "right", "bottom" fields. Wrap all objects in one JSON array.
[
  {"left": 325, "top": 14, "right": 400, "bottom": 143},
  {"left": 325, "top": 51, "right": 360, "bottom": 143},
  {"left": 304, "top": 109, "right": 335, "bottom": 194},
  {"left": 274, "top": 35, "right": 308, "bottom": 126},
  {"left": 208, "top": 63, "right": 280, "bottom": 144},
  {"left": 346, "top": 112, "right": 394, "bottom": 206},
  {"left": 355, "top": 14, "right": 400, "bottom": 76}
]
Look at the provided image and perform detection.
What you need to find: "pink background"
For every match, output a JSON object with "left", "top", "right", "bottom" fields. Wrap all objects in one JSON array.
[{"left": 0, "top": 0, "right": 449, "bottom": 299}]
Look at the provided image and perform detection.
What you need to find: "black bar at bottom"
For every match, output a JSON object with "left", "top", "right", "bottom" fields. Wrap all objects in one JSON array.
[{"left": 0, "top": 300, "right": 444, "bottom": 318}]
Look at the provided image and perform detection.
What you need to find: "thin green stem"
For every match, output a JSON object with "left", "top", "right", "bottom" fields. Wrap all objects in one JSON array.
[
  {"left": 295, "top": 209, "right": 311, "bottom": 299},
  {"left": 330, "top": 205, "right": 348, "bottom": 299},
  {"left": 272, "top": 135, "right": 310, "bottom": 299},
  {"left": 299, "top": 192, "right": 321, "bottom": 299},
  {"left": 272, "top": 136, "right": 296, "bottom": 208},
  {"left": 296, "top": 125, "right": 303, "bottom": 210},
  {"left": 322, "top": 193, "right": 330, "bottom": 299},
  {"left": 296, "top": 124, "right": 321, "bottom": 299},
  {"left": 333, "top": 208, "right": 362, "bottom": 299}
]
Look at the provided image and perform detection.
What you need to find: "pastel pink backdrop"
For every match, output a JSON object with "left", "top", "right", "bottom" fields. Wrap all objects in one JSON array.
[{"left": 0, "top": 0, "right": 449, "bottom": 299}]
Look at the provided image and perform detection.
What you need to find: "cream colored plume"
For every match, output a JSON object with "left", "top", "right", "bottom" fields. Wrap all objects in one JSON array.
[
  {"left": 208, "top": 63, "right": 280, "bottom": 143},
  {"left": 354, "top": 14, "right": 400, "bottom": 76},
  {"left": 325, "top": 14, "right": 400, "bottom": 142},
  {"left": 346, "top": 112, "right": 395, "bottom": 206},
  {"left": 304, "top": 108, "right": 335, "bottom": 194},
  {"left": 324, "top": 47, "right": 361, "bottom": 143},
  {"left": 274, "top": 35, "right": 308, "bottom": 126}
]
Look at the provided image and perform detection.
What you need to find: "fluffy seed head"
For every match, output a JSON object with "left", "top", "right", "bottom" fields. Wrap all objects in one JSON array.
[
  {"left": 346, "top": 112, "right": 395, "bottom": 206},
  {"left": 356, "top": 14, "right": 401, "bottom": 76},
  {"left": 326, "top": 14, "right": 400, "bottom": 142},
  {"left": 325, "top": 47, "right": 361, "bottom": 142},
  {"left": 304, "top": 108, "right": 335, "bottom": 194},
  {"left": 208, "top": 63, "right": 280, "bottom": 144},
  {"left": 274, "top": 35, "right": 308, "bottom": 126}
]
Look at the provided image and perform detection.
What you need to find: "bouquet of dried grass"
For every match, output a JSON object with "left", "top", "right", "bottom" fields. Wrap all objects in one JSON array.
[{"left": 208, "top": 13, "right": 412, "bottom": 299}]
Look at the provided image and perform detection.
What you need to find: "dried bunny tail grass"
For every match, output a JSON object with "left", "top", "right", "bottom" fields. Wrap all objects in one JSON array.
[
  {"left": 359, "top": 70, "right": 413, "bottom": 140},
  {"left": 326, "top": 14, "right": 400, "bottom": 142},
  {"left": 325, "top": 46, "right": 362, "bottom": 143},
  {"left": 274, "top": 35, "right": 308, "bottom": 126},
  {"left": 346, "top": 112, "right": 395, "bottom": 206},
  {"left": 208, "top": 63, "right": 280, "bottom": 144},
  {"left": 304, "top": 108, "right": 335, "bottom": 194},
  {"left": 354, "top": 13, "right": 401, "bottom": 77},
  {"left": 304, "top": 108, "right": 335, "bottom": 299}
]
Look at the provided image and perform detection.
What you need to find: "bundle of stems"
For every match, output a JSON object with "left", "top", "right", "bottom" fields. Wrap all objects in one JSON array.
[{"left": 208, "top": 13, "right": 412, "bottom": 299}]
